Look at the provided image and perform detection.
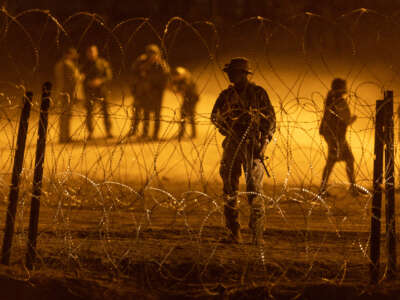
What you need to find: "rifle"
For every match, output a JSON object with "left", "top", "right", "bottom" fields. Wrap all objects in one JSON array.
[
  {"left": 259, "top": 155, "right": 271, "bottom": 178},
  {"left": 253, "top": 133, "right": 271, "bottom": 178}
]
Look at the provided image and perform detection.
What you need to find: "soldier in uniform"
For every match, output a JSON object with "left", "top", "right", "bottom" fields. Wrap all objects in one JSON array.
[
  {"left": 211, "top": 58, "right": 276, "bottom": 245},
  {"left": 170, "top": 66, "right": 200, "bottom": 140},
  {"left": 54, "top": 47, "right": 82, "bottom": 143},
  {"left": 129, "top": 44, "right": 169, "bottom": 140},
  {"left": 319, "top": 78, "right": 366, "bottom": 196},
  {"left": 82, "top": 45, "right": 113, "bottom": 140}
]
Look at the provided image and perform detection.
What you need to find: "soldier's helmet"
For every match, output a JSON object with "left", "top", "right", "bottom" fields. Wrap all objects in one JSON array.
[
  {"left": 331, "top": 78, "right": 346, "bottom": 91},
  {"left": 173, "top": 66, "right": 189, "bottom": 79},
  {"left": 145, "top": 44, "right": 161, "bottom": 55},
  {"left": 223, "top": 57, "right": 252, "bottom": 74}
]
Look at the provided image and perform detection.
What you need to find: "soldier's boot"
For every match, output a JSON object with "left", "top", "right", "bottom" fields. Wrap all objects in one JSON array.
[
  {"left": 223, "top": 203, "right": 242, "bottom": 244},
  {"left": 249, "top": 199, "right": 265, "bottom": 246}
]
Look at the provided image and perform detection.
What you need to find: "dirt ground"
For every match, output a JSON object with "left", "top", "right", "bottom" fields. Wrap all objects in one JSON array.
[{"left": 0, "top": 181, "right": 399, "bottom": 299}]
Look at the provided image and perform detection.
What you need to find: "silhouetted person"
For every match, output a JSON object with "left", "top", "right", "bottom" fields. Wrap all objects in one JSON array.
[
  {"left": 129, "top": 44, "right": 169, "bottom": 140},
  {"left": 82, "top": 45, "right": 113, "bottom": 140},
  {"left": 171, "top": 66, "right": 199, "bottom": 140},
  {"left": 211, "top": 58, "right": 276, "bottom": 245},
  {"left": 54, "top": 47, "right": 83, "bottom": 143},
  {"left": 319, "top": 78, "right": 366, "bottom": 196}
]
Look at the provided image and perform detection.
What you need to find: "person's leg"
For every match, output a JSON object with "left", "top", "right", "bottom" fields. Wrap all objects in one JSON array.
[
  {"left": 189, "top": 106, "right": 196, "bottom": 138},
  {"left": 245, "top": 151, "right": 265, "bottom": 245},
  {"left": 84, "top": 88, "right": 94, "bottom": 139},
  {"left": 142, "top": 108, "right": 150, "bottom": 138},
  {"left": 178, "top": 107, "right": 186, "bottom": 140},
  {"left": 220, "top": 140, "right": 243, "bottom": 243},
  {"left": 320, "top": 156, "right": 335, "bottom": 194},
  {"left": 59, "top": 94, "right": 71, "bottom": 143},
  {"left": 344, "top": 142, "right": 355, "bottom": 185},
  {"left": 100, "top": 88, "right": 112, "bottom": 137},
  {"left": 129, "top": 103, "right": 141, "bottom": 136},
  {"left": 342, "top": 141, "right": 366, "bottom": 195},
  {"left": 320, "top": 138, "right": 337, "bottom": 194},
  {"left": 153, "top": 103, "right": 161, "bottom": 140}
]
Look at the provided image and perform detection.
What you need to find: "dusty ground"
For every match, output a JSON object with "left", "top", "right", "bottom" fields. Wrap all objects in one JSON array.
[{"left": 0, "top": 181, "right": 398, "bottom": 299}]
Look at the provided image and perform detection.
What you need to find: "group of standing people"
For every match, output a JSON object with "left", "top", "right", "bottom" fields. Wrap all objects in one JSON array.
[
  {"left": 55, "top": 45, "right": 113, "bottom": 142},
  {"left": 128, "top": 44, "right": 199, "bottom": 140},
  {"left": 54, "top": 44, "right": 200, "bottom": 143}
]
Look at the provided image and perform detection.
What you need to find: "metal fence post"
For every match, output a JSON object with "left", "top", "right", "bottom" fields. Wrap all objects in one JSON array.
[
  {"left": 370, "top": 99, "right": 385, "bottom": 283},
  {"left": 384, "top": 90, "right": 396, "bottom": 279},
  {"left": 26, "top": 82, "right": 52, "bottom": 269},
  {"left": 1, "top": 91, "right": 33, "bottom": 265}
]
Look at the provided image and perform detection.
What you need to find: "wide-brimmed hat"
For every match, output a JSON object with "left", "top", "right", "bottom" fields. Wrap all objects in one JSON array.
[{"left": 223, "top": 57, "right": 252, "bottom": 74}]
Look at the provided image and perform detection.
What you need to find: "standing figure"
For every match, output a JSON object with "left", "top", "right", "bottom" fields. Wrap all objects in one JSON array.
[
  {"left": 171, "top": 66, "right": 200, "bottom": 140},
  {"left": 211, "top": 58, "right": 276, "bottom": 245},
  {"left": 54, "top": 47, "right": 82, "bottom": 143},
  {"left": 319, "top": 78, "right": 366, "bottom": 196},
  {"left": 129, "top": 44, "right": 169, "bottom": 140},
  {"left": 82, "top": 45, "right": 113, "bottom": 140}
]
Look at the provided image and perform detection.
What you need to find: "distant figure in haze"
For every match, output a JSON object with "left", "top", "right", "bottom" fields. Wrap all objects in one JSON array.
[
  {"left": 129, "top": 44, "right": 169, "bottom": 140},
  {"left": 211, "top": 58, "right": 276, "bottom": 245},
  {"left": 54, "top": 47, "right": 83, "bottom": 143},
  {"left": 319, "top": 78, "right": 366, "bottom": 197},
  {"left": 170, "top": 66, "right": 200, "bottom": 140},
  {"left": 82, "top": 45, "right": 113, "bottom": 140}
]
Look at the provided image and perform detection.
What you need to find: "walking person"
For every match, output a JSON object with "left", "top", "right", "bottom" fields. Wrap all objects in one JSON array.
[
  {"left": 82, "top": 45, "right": 113, "bottom": 140},
  {"left": 319, "top": 78, "right": 367, "bottom": 196},
  {"left": 211, "top": 58, "right": 276, "bottom": 245}
]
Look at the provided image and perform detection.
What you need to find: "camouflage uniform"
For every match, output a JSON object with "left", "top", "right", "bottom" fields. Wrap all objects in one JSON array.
[
  {"left": 211, "top": 63, "right": 276, "bottom": 244},
  {"left": 82, "top": 55, "right": 113, "bottom": 138},
  {"left": 319, "top": 78, "right": 357, "bottom": 193},
  {"left": 54, "top": 48, "right": 82, "bottom": 143},
  {"left": 129, "top": 44, "right": 169, "bottom": 139},
  {"left": 171, "top": 67, "right": 199, "bottom": 139}
]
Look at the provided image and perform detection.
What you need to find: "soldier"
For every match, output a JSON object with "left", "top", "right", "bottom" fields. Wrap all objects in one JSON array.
[
  {"left": 129, "top": 44, "right": 169, "bottom": 140},
  {"left": 82, "top": 45, "right": 113, "bottom": 140},
  {"left": 319, "top": 78, "right": 366, "bottom": 196},
  {"left": 170, "top": 66, "right": 200, "bottom": 140},
  {"left": 211, "top": 58, "right": 276, "bottom": 245},
  {"left": 54, "top": 47, "right": 82, "bottom": 143}
]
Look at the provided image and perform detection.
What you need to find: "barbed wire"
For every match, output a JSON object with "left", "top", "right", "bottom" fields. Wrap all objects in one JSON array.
[{"left": 0, "top": 7, "right": 399, "bottom": 298}]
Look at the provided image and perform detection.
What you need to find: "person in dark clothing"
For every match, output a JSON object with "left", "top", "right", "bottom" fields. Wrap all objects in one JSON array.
[
  {"left": 211, "top": 57, "right": 276, "bottom": 245},
  {"left": 129, "top": 44, "right": 169, "bottom": 140},
  {"left": 319, "top": 78, "right": 367, "bottom": 197},
  {"left": 82, "top": 45, "right": 113, "bottom": 140}
]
